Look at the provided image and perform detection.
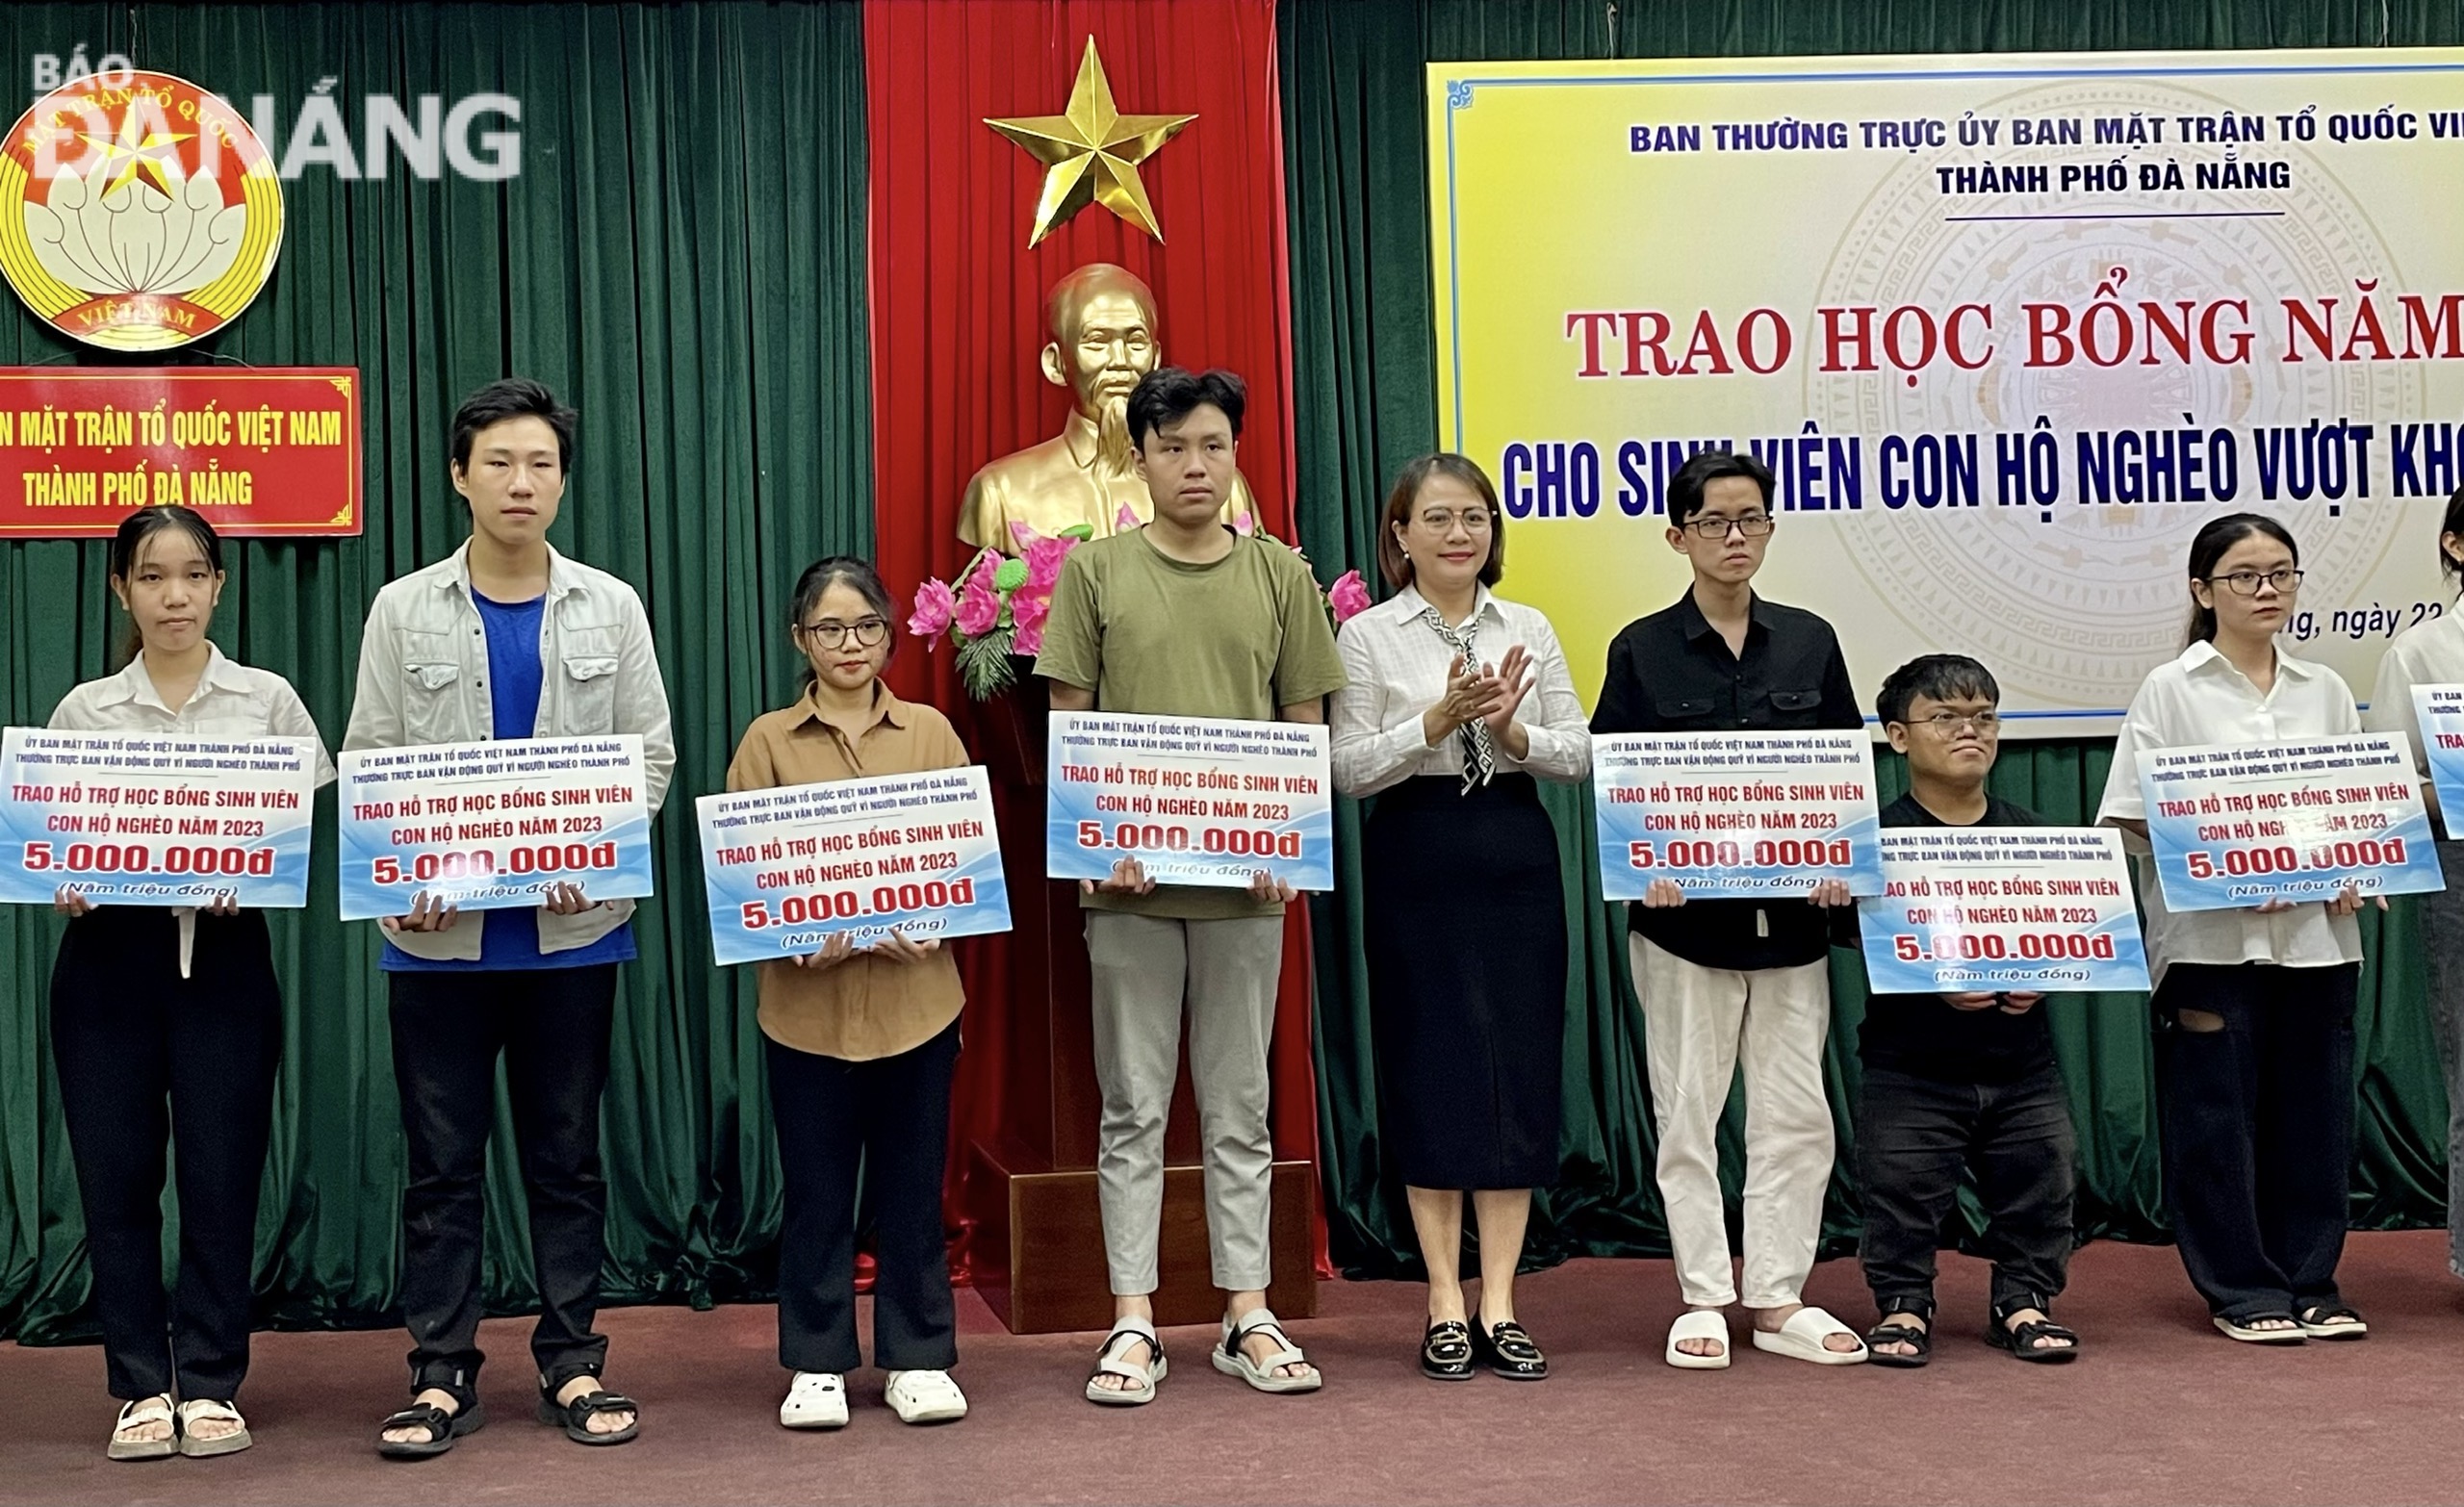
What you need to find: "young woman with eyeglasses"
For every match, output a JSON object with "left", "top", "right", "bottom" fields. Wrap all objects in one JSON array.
[
  {"left": 2363, "top": 484, "right": 2464, "bottom": 1293},
  {"left": 724, "top": 556, "right": 973, "bottom": 1429},
  {"left": 2097, "top": 513, "right": 2375, "bottom": 1344}
]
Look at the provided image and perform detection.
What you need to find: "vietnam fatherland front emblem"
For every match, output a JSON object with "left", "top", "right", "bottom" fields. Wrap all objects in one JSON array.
[{"left": 0, "top": 69, "right": 284, "bottom": 350}]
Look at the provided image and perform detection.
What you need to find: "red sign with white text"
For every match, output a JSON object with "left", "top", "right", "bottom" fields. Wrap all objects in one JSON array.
[{"left": 0, "top": 368, "right": 361, "bottom": 536}]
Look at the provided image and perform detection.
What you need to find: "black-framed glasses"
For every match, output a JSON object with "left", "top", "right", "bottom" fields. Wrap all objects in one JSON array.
[
  {"left": 2204, "top": 568, "right": 2304, "bottom": 596},
  {"left": 1680, "top": 513, "right": 1774, "bottom": 540},
  {"left": 800, "top": 617, "right": 889, "bottom": 649},
  {"left": 1912, "top": 711, "right": 2000, "bottom": 734}
]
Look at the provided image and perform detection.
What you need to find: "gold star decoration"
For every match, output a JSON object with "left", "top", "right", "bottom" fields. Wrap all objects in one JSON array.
[
  {"left": 77, "top": 123, "right": 194, "bottom": 198},
  {"left": 985, "top": 37, "right": 1195, "bottom": 247}
]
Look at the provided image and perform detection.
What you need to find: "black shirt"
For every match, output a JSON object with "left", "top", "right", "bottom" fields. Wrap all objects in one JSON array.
[
  {"left": 1857, "top": 793, "right": 2058, "bottom": 1085},
  {"left": 1590, "top": 591, "right": 1863, "bottom": 970}
]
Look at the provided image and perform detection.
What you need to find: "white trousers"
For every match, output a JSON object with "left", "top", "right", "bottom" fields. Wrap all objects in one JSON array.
[{"left": 1630, "top": 934, "right": 1836, "bottom": 1309}]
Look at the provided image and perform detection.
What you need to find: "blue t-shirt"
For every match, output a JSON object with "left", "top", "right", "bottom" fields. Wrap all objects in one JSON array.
[{"left": 381, "top": 590, "right": 637, "bottom": 973}]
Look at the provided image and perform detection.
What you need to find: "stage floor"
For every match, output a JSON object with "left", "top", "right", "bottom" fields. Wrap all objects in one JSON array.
[{"left": 9, "top": 1230, "right": 2462, "bottom": 1505}]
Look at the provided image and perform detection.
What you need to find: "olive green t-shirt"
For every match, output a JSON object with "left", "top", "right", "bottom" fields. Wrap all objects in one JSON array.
[{"left": 1035, "top": 528, "right": 1348, "bottom": 919}]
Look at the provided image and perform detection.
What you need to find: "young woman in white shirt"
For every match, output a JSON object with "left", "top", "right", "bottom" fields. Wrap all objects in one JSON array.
[
  {"left": 47, "top": 506, "right": 334, "bottom": 1460},
  {"left": 1331, "top": 454, "right": 1591, "bottom": 1382},
  {"left": 2098, "top": 512, "right": 2374, "bottom": 1344},
  {"left": 2363, "top": 485, "right": 2464, "bottom": 1288}
]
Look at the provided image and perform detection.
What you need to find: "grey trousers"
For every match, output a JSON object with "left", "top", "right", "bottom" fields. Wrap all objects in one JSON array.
[
  {"left": 1086, "top": 910, "right": 1285, "bottom": 1295},
  {"left": 2426, "top": 841, "right": 2464, "bottom": 1279}
]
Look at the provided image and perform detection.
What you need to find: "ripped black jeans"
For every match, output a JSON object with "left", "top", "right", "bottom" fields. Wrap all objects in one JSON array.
[{"left": 2152, "top": 961, "right": 2359, "bottom": 1323}]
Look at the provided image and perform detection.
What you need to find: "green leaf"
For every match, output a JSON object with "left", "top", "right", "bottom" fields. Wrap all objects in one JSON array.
[{"left": 957, "top": 630, "right": 1017, "bottom": 699}]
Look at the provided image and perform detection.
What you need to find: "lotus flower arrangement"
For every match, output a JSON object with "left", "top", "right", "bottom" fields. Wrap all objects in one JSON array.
[
  {"left": 907, "top": 522, "right": 1092, "bottom": 699},
  {"left": 906, "top": 515, "right": 1376, "bottom": 701}
]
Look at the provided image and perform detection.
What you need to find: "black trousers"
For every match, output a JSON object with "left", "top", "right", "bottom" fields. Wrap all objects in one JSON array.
[
  {"left": 388, "top": 964, "right": 618, "bottom": 1393},
  {"left": 1857, "top": 1064, "right": 2076, "bottom": 1314},
  {"left": 767, "top": 1020, "right": 960, "bottom": 1373},
  {"left": 50, "top": 907, "right": 282, "bottom": 1402},
  {"left": 2154, "top": 961, "right": 2360, "bottom": 1322}
]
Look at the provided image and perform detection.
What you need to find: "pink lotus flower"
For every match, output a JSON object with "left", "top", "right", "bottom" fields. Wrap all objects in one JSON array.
[
  {"left": 1231, "top": 510, "right": 1256, "bottom": 537},
  {"left": 1009, "top": 521, "right": 1041, "bottom": 551},
  {"left": 1012, "top": 618, "right": 1045, "bottom": 657},
  {"left": 954, "top": 569, "right": 1001, "bottom": 637},
  {"left": 1011, "top": 585, "right": 1052, "bottom": 635},
  {"left": 907, "top": 578, "right": 956, "bottom": 640},
  {"left": 1023, "top": 533, "right": 1075, "bottom": 591},
  {"left": 1115, "top": 502, "right": 1141, "bottom": 532},
  {"left": 1328, "top": 569, "right": 1373, "bottom": 624}
]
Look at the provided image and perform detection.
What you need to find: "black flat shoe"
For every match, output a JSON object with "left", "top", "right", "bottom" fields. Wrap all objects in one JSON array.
[
  {"left": 1422, "top": 1319, "right": 1475, "bottom": 1380},
  {"left": 1473, "top": 1317, "right": 1549, "bottom": 1380}
]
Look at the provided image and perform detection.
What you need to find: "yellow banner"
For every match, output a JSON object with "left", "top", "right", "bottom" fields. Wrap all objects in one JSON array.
[{"left": 1429, "top": 49, "right": 2464, "bottom": 732}]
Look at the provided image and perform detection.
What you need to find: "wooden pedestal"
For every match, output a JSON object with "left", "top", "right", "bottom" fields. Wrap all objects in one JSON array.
[{"left": 961, "top": 677, "right": 1317, "bottom": 1335}]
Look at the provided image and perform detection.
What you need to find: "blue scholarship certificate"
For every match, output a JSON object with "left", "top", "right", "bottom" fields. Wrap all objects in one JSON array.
[
  {"left": 1858, "top": 827, "right": 2151, "bottom": 993},
  {"left": 1592, "top": 729, "right": 1884, "bottom": 901},
  {"left": 2137, "top": 731, "right": 2442, "bottom": 912},
  {"left": 1045, "top": 712, "right": 1334, "bottom": 890},
  {"left": 2410, "top": 684, "right": 2464, "bottom": 837},
  {"left": 0, "top": 727, "right": 319, "bottom": 907},
  {"left": 337, "top": 735, "right": 654, "bottom": 920},
  {"left": 695, "top": 766, "right": 1012, "bottom": 965}
]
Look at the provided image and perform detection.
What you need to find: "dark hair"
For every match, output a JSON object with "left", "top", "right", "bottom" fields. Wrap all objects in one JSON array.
[
  {"left": 108, "top": 505, "right": 223, "bottom": 666},
  {"left": 1126, "top": 367, "right": 1245, "bottom": 447},
  {"left": 788, "top": 556, "right": 897, "bottom": 688},
  {"left": 1666, "top": 448, "right": 1774, "bottom": 529},
  {"left": 1876, "top": 653, "right": 2000, "bottom": 727},
  {"left": 1376, "top": 453, "right": 1504, "bottom": 591},
  {"left": 2184, "top": 511, "right": 2300, "bottom": 645},
  {"left": 450, "top": 377, "right": 577, "bottom": 473},
  {"left": 2442, "top": 483, "right": 2464, "bottom": 586}
]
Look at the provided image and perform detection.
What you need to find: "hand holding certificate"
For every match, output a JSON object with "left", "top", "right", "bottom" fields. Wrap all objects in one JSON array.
[
  {"left": 696, "top": 767, "right": 1012, "bottom": 964},
  {"left": 2136, "top": 732, "right": 2441, "bottom": 911},
  {"left": 1, "top": 728, "right": 321, "bottom": 907},
  {"left": 1592, "top": 730, "right": 1884, "bottom": 901},
  {"left": 1045, "top": 713, "right": 1334, "bottom": 891}
]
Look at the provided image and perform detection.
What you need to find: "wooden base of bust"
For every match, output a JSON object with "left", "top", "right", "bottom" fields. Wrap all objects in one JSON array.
[{"left": 965, "top": 1138, "right": 1318, "bottom": 1335}]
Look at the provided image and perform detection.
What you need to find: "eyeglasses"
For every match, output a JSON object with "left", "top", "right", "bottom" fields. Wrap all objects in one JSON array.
[
  {"left": 1910, "top": 711, "right": 2001, "bottom": 734},
  {"left": 1413, "top": 508, "right": 1493, "bottom": 534},
  {"left": 800, "top": 618, "right": 888, "bottom": 649},
  {"left": 1680, "top": 513, "right": 1774, "bottom": 540},
  {"left": 2204, "top": 568, "right": 2304, "bottom": 596}
]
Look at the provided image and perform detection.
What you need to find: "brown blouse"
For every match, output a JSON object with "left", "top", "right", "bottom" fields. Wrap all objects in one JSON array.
[{"left": 725, "top": 684, "right": 969, "bottom": 1060}]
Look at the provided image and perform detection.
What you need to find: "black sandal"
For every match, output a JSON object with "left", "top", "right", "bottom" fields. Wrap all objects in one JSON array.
[
  {"left": 2297, "top": 1303, "right": 2369, "bottom": 1341},
  {"left": 1472, "top": 1318, "right": 1548, "bottom": 1380},
  {"left": 1864, "top": 1296, "right": 1934, "bottom": 1368},
  {"left": 1421, "top": 1319, "right": 1475, "bottom": 1381},
  {"left": 1989, "top": 1293, "right": 2080, "bottom": 1363},
  {"left": 375, "top": 1390, "right": 485, "bottom": 1460},
  {"left": 536, "top": 1376, "right": 640, "bottom": 1446}
]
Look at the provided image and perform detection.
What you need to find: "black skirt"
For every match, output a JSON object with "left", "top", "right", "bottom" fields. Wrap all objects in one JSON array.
[{"left": 1363, "top": 773, "right": 1568, "bottom": 1189}]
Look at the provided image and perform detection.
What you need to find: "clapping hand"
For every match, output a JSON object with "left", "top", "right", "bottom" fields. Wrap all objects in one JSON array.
[{"left": 1476, "top": 644, "right": 1537, "bottom": 740}]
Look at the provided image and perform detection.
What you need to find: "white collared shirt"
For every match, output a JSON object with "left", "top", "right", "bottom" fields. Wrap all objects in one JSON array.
[
  {"left": 1331, "top": 583, "right": 1591, "bottom": 798},
  {"left": 2097, "top": 640, "right": 2364, "bottom": 982},
  {"left": 343, "top": 540, "right": 675, "bottom": 961},
  {"left": 2364, "top": 600, "right": 2464, "bottom": 811},
  {"left": 49, "top": 645, "right": 337, "bottom": 976}
]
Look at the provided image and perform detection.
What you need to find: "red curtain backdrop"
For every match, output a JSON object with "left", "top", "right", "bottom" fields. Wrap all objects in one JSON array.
[{"left": 861, "top": 0, "right": 1324, "bottom": 1280}]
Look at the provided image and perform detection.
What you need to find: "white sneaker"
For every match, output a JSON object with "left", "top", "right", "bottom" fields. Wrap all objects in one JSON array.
[
  {"left": 779, "top": 1371, "right": 847, "bottom": 1430},
  {"left": 884, "top": 1369, "right": 968, "bottom": 1424}
]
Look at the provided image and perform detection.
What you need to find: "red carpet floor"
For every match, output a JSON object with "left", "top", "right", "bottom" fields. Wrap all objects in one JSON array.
[{"left": 10, "top": 1231, "right": 2464, "bottom": 1505}]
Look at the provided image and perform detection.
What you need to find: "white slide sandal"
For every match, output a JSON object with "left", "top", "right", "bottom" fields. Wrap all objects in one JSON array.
[
  {"left": 1085, "top": 1316, "right": 1168, "bottom": 1406},
  {"left": 1749, "top": 1306, "right": 1869, "bottom": 1365},
  {"left": 1665, "top": 1310, "right": 1732, "bottom": 1369}
]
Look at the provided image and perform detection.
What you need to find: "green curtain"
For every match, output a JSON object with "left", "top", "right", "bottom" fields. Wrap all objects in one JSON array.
[
  {"left": 1280, "top": 0, "right": 2463, "bottom": 1278},
  {"left": 0, "top": 2, "right": 873, "bottom": 1341}
]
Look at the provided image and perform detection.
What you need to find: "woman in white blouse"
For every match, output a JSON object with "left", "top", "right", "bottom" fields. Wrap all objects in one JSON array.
[
  {"left": 2363, "top": 486, "right": 2464, "bottom": 1290},
  {"left": 46, "top": 507, "right": 334, "bottom": 1459},
  {"left": 2097, "top": 512, "right": 2373, "bottom": 1344},
  {"left": 1332, "top": 454, "right": 1590, "bottom": 1382}
]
